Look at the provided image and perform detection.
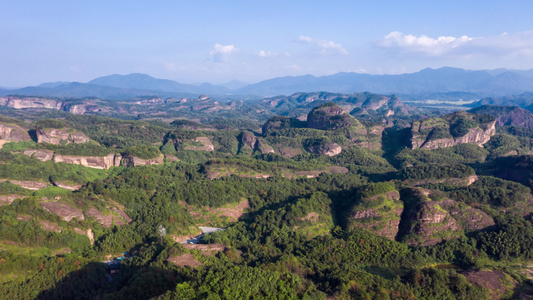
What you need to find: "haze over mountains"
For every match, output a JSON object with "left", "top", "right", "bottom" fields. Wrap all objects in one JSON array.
[{"left": 3, "top": 67, "right": 533, "bottom": 99}]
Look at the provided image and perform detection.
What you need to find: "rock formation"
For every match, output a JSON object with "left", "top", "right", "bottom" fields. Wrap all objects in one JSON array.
[
  {"left": 255, "top": 139, "right": 274, "bottom": 154},
  {"left": 240, "top": 131, "right": 257, "bottom": 149},
  {"left": 410, "top": 111, "right": 496, "bottom": 150},
  {"left": 53, "top": 153, "right": 121, "bottom": 169},
  {"left": 306, "top": 142, "right": 342, "bottom": 156},
  {"left": 122, "top": 154, "right": 164, "bottom": 167},
  {"left": 0, "top": 122, "right": 31, "bottom": 148},
  {"left": 40, "top": 202, "right": 85, "bottom": 222},
  {"left": 0, "top": 96, "right": 62, "bottom": 109},
  {"left": 439, "top": 198, "right": 494, "bottom": 231},
  {"left": 23, "top": 149, "right": 54, "bottom": 162},
  {"left": 0, "top": 179, "right": 49, "bottom": 190},
  {"left": 85, "top": 207, "right": 127, "bottom": 227},
  {"left": 349, "top": 188, "right": 403, "bottom": 240},
  {"left": 307, "top": 103, "right": 362, "bottom": 130},
  {"left": 36, "top": 128, "right": 90, "bottom": 144},
  {"left": 400, "top": 188, "right": 463, "bottom": 246}
]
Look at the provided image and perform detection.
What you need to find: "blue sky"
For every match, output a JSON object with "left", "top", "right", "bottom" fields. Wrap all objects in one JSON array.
[{"left": 1, "top": 1, "right": 533, "bottom": 87}]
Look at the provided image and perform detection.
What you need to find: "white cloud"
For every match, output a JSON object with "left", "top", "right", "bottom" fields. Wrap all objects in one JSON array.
[
  {"left": 376, "top": 31, "right": 533, "bottom": 58},
  {"left": 297, "top": 35, "right": 348, "bottom": 55},
  {"left": 377, "top": 31, "right": 472, "bottom": 56},
  {"left": 209, "top": 43, "right": 238, "bottom": 62},
  {"left": 257, "top": 50, "right": 276, "bottom": 57}
]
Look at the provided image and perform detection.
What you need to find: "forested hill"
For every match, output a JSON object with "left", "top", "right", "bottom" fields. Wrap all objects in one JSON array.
[{"left": 1, "top": 101, "right": 533, "bottom": 298}]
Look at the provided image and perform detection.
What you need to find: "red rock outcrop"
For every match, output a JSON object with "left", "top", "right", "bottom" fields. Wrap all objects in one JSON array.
[
  {"left": 36, "top": 128, "right": 90, "bottom": 144},
  {"left": 85, "top": 207, "right": 126, "bottom": 227},
  {"left": 23, "top": 149, "right": 54, "bottom": 162},
  {"left": 40, "top": 202, "right": 85, "bottom": 222},
  {"left": 53, "top": 153, "right": 121, "bottom": 169},
  {"left": 0, "top": 96, "right": 62, "bottom": 109},
  {"left": 122, "top": 154, "right": 164, "bottom": 167},
  {"left": 0, "top": 179, "right": 49, "bottom": 190},
  {"left": 0, "top": 122, "right": 31, "bottom": 148}
]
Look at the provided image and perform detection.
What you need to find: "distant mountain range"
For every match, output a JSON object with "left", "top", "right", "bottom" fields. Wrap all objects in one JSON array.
[{"left": 3, "top": 67, "right": 533, "bottom": 99}]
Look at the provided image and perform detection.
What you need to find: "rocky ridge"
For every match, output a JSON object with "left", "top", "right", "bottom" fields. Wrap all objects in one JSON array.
[{"left": 410, "top": 111, "right": 496, "bottom": 150}]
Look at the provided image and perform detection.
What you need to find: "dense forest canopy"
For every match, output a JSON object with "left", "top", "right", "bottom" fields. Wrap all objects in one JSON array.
[{"left": 0, "top": 94, "right": 533, "bottom": 299}]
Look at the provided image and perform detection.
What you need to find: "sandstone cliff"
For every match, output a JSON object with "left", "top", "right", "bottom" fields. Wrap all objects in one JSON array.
[
  {"left": 122, "top": 154, "right": 164, "bottom": 167},
  {"left": 0, "top": 122, "right": 31, "bottom": 148},
  {"left": 240, "top": 131, "right": 257, "bottom": 150},
  {"left": 400, "top": 188, "right": 463, "bottom": 246},
  {"left": 255, "top": 139, "right": 274, "bottom": 154},
  {"left": 36, "top": 128, "right": 91, "bottom": 144},
  {"left": 22, "top": 149, "right": 54, "bottom": 161},
  {"left": 410, "top": 111, "right": 496, "bottom": 150},
  {"left": 439, "top": 198, "right": 494, "bottom": 231},
  {"left": 0, "top": 96, "right": 62, "bottom": 110},
  {"left": 40, "top": 202, "right": 85, "bottom": 222},
  {"left": 53, "top": 153, "right": 122, "bottom": 169},
  {"left": 0, "top": 179, "right": 49, "bottom": 190},
  {"left": 0, "top": 96, "right": 110, "bottom": 115},
  {"left": 306, "top": 141, "right": 342, "bottom": 156},
  {"left": 348, "top": 185, "right": 403, "bottom": 240}
]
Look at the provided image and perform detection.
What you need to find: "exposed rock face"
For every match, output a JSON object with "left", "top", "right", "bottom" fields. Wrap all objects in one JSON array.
[
  {"left": 53, "top": 153, "right": 121, "bottom": 169},
  {"left": 439, "top": 199, "right": 494, "bottom": 231},
  {"left": 410, "top": 112, "right": 496, "bottom": 150},
  {"left": 182, "top": 243, "right": 226, "bottom": 256},
  {"left": 256, "top": 139, "right": 274, "bottom": 154},
  {"left": 0, "top": 179, "right": 49, "bottom": 190},
  {"left": 51, "top": 181, "right": 82, "bottom": 191},
  {"left": 349, "top": 190, "right": 403, "bottom": 240},
  {"left": 0, "top": 96, "right": 62, "bottom": 109},
  {"left": 23, "top": 149, "right": 54, "bottom": 162},
  {"left": 463, "top": 269, "right": 517, "bottom": 300},
  {"left": 307, "top": 142, "right": 342, "bottom": 156},
  {"left": 0, "top": 194, "right": 25, "bottom": 205},
  {"left": 122, "top": 154, "right": 164, "bottom": 167},
  {"left": 167, "top": 253, "right": 203, "bottom": 269},
  {"left": 409, "top": 174, "right": 478, "bottom": 188},
  {"left": 36, "top": 128, "right": 90, "bottom": 144},
  {"left": 0, "top": 122, "right": 31, "bottom": 148},
  {"left": 404, "top": 201, "right": 461, "bottom": 246},
  {"left": 354, "top": 125, "right": 386, "bottom": 150},
  {"left": 307, "top": 103, "right": 361, "bottom": 130},
  {"left": 39, "top": 220, "right": 62, "bottom": 233},
  {"left": 74, "top": 228, "right": 95, "bottom": 244},
  {"left": 85, "top": 207, "right": 126, "bottom": 227},
  {"left": 0, "top": 96, "right": 111, "bottom": 115},
  {"left": 414, "top": 125, "right": 495, "bottom": 150},
  {"left": 401, "top": 189, "right": 463, "bottom": 246},
  {"left": 40, "top": 202, "right": 84, "bottom": 222},
  {"left": 183, "top": 137, "right": 215, "bottom": 151},
  {"left": 240, "top": 131, "right": 257, "bottom": 149}
]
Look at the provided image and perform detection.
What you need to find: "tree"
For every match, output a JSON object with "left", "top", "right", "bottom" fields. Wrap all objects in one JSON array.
[{"left": 158, "top": 225, "right": 166, "bottom": 243}]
